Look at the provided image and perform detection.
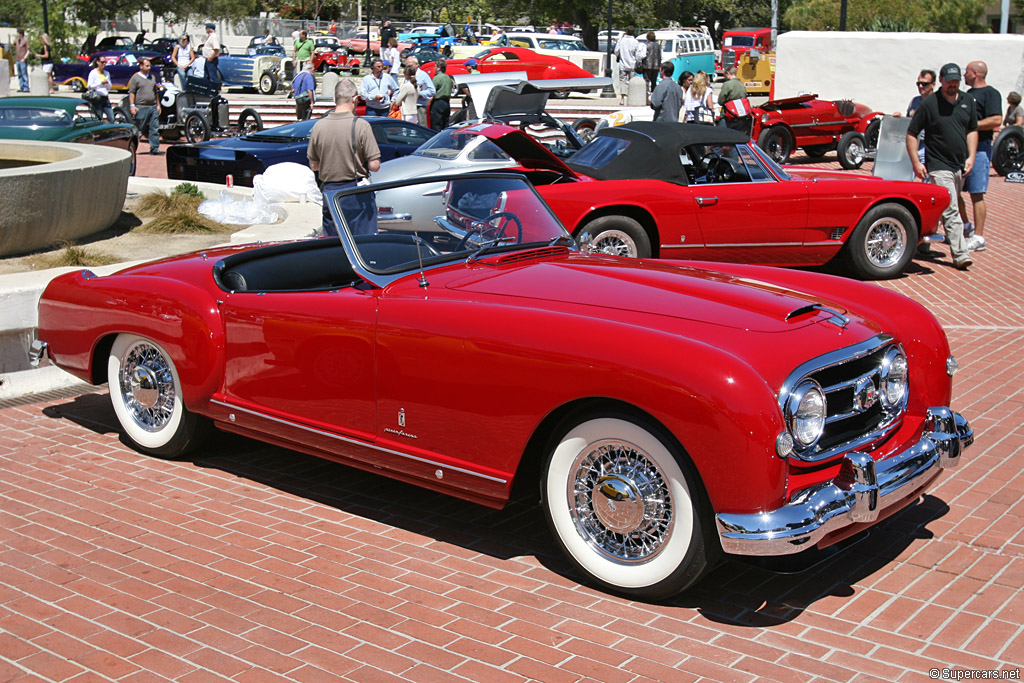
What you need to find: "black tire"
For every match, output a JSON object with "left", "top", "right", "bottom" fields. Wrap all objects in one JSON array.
[
  {"left": 71, "top": 78, "right": 86, "bottom": 93},
  {"left": 541, "top": 412, "right": 718, "bottom": 600},
  {"left": 844, "top": 203, "right": 918, "bottom": 280},
  {"left": 572, "top": 117, "right": 597, "bottom": 144},
  {"left": 577, "top": 215, "right": 651, "bottom": 258},
  {"left": 184, "top": 112, "right": 211, "bottom": 143},
  {"left": 128, "top": 139, "right": 137, "bottom": 176},
  {"left": 107, "top": 334, "right": 211, "bottom": 459},
  {"left": 258, "top": 70, "right": 278, "bottom": 95},
  {"left": 113, "top": 106, "right": 131, "bottom": 125},
  {"left": 238, "top": 108, "right": 264, "bottom": 135},
  {"left": 756, "top": 126, "right": 794, "bottom": 164},
  {"left": 837, "top": 130, "right": 867, "bottom": 170},
  {"left": 803, "top": 144, "right": 831, "bottom": 160},
  {"left": 992, "top": 125, "right": 1024, "bottom": 176},
  {"left": 864, "top": 117, "right": 882, "bottom": 151},
  {"left": 552, "top": 88, "right": 571, "bottom": 99}
]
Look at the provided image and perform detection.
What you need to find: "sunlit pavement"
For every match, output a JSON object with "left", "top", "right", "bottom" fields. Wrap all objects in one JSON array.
[{"left": 1, "top": 157, "right": 1021, "bottom": 681}]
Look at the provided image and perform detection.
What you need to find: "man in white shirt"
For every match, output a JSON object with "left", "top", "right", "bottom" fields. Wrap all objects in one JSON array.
[
  {"left": 202, "top": 23, "right": 221, "bottom": 83},
  {"left": 360, "top": 58, "right": 398, "bottom": 117},
  {"left": 405, "top": 55, "right": 436, "bottom": 127},
  {"left": 614, "top": 26, "right": 639, "bottom": 105}
]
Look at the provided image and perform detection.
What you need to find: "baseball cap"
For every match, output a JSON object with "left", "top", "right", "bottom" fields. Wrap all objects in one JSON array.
[
  {"left": 382, "top": 59, "right": 391, "bottom": 66},
  {"left": 205, "top": 23, "right": 216, "bottom": 30},
  {"left": 940, "top": 63, "right": 961, "bottom": 81},
  {"left": 465, "top": 58, "right": 478, "bottom": 67}
]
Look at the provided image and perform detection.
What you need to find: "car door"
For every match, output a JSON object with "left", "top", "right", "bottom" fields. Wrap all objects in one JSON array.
[
  {"left": 480, "top": 50, "right": 528, "bottom": 76},
  {"left": 220, "top": 288, "right": 379, "bottom": 444},
  {"left": 687, "top": 143, "right": 811, "bottom": 264},
  {"left": 372, "top": 121, "right": 434, "bottom": 160}
]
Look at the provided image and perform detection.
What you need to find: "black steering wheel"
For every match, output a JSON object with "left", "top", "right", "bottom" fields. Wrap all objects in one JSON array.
[
  {"left": 455, "top": 211, "right": 524, "bottom": 251},
  {"left": 705, "top": 155, "right": 734, "bottom": 183}
]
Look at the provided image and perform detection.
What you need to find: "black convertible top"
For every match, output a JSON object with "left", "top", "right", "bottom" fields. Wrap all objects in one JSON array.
[{"left": 568, "top": 121, "right": 750, "bottom": 184}]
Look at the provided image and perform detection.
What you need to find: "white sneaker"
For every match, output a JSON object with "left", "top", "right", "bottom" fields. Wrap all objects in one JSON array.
[{"left": 966, "top": 235, "right": 987, "bottom": 252}]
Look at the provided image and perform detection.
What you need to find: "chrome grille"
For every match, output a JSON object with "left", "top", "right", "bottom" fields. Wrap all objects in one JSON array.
[
  {"left": 830, "top": 227, "right": 845, "bottom": 240},
  {"left": 780, "top": 335, "right": 907, "bottom": 463}
]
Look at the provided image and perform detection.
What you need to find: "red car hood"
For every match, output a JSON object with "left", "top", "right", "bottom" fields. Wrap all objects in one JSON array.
[
  {"left": 444, "top": 254, "right": 876, "bottom": 335},
  {"left": 457, "top": 123, "right": 578, "bottom": 177}
]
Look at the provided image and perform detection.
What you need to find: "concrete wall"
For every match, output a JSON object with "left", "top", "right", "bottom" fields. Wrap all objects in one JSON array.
[
  {"left": 775, "top": 31, "right": 1024, "bottom": 115},
  {"left": 0, "top": 141, "right": 130, "bottom": 258}
]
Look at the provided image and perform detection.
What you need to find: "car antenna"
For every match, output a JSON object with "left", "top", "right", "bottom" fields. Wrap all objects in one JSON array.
[{"left": 414, "top": 231, "right": 429, "bottom": 288}]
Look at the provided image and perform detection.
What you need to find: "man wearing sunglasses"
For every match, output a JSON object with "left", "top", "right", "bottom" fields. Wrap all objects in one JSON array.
[{"left": 894, "top": 69, "right": 935, "bottom": 119}]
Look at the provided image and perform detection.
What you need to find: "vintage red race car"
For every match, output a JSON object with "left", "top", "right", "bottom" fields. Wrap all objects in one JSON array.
[
  {"left": 420, "top": 46, "right": 594, "bottom": 80},
  {"left": 33, "top": 173, "right": 973, "bottom": 600},
  {"left": 752, "top": 94, "right": 884, "bottom": 169},
  {"left": 311, "top": 48, "right": 361, "bottom": 75},
  {"left": 427, "top": 122, "right": 948, "bottom": 280}
]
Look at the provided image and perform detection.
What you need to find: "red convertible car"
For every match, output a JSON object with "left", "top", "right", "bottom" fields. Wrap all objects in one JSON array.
[
  {"left": 454, "top": 122, "right": 948, "bottom": 280},
  {"left": 752, "top": 94, "right": 884, "bottom": 169},
  {"left": 420, "top": 46, "right": 594, "bottom": 80},
  {"left": 34, "top": 173, "right": 973, "bottom": 600}
]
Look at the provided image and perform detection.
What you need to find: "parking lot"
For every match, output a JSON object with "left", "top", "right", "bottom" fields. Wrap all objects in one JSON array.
[{"left": 1, "top": 158, "right": 1022, "bottom": 681}]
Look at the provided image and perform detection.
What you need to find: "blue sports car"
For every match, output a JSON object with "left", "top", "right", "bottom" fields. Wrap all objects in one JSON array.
[{"left": 166, "top": 115, "right": 436, "bottom": 186}]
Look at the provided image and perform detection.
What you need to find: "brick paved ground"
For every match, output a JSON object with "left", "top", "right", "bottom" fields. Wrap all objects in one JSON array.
[{"left": 2, "top": 156, "right": 1022, "bottom": 682}]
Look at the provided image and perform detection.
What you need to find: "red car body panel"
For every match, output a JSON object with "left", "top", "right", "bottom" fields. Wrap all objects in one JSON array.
[
  {"left": 421, "top": 47, "right": 593, "bottom": 80},
  {"left": 465, "top": 124, "right": 947, "bottom": 269}
]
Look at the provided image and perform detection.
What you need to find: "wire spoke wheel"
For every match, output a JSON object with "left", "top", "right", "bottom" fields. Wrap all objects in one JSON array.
[
  {"left": 864, "top": 217, "right": 907, "bottom": 269},
  {"left": 118, "top": 340, "right": 176, "bottom": 432},
  {"left": 591, "top": 229, "right": 638, "bottom": 258}
]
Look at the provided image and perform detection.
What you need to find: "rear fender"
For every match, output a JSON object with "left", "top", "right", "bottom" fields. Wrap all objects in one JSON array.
[{"left": 38, "top": 271, "right": 225, "bottom": 409}]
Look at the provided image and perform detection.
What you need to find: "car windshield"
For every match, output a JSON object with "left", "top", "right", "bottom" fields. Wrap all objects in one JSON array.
[
  {"left": 243, "top": 119, "right": 316, "bottom": 140},
  {"left": 569, "top": 136, "right": 630, "bottom": 168},
  {"left": 332, "top": 174, "right": 572, "bottom": 280},
  {"left": 536, "top": 38, "right": 586, "bottom": 50},
  {"left": 0, "top": 107, "right": 72, "bottom": 127},
  {"left": 414, "top": 127, "right": 511, "bottom": 161},
  {"left": 724, "top": 36, "right": 756, "bottom": 47}
]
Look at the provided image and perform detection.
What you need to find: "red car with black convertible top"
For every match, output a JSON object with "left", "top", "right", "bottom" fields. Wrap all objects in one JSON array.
[
  {"left": 425, "top": 121, "right": 948, "bottom": 280},
  {"left": 33, "top": 171, "right": 973, "bottom": 601},
  {"left": 752, "top": 93, "right": 884, "bottom": 169}
]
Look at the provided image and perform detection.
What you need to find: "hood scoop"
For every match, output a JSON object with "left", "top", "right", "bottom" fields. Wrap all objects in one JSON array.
[
  {"left": 489, "top": 245, "right": 571, "bottom": 265},
  {"left": 786, "top": 303, "right": 849, "bottom": 328}
]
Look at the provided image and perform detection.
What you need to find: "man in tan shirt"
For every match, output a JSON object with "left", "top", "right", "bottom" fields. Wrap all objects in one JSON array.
[
  {"left": 308, "top": 79, "right": 382, "bottom": 236},
  {"left": 202, "top": 23, "right": 221, "bottom": 83}
]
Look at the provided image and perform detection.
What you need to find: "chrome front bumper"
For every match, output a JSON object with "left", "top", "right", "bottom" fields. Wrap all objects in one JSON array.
[
  {"left": 29, "top": 340, "right": 50, "bottom": 368},
  {"left": 716, "top": 407, "right": 973, "bottom": 556}
]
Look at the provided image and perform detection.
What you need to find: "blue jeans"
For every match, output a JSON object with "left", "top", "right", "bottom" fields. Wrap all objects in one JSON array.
[
  {"left": 322, "top": 181, "right": 378, "bottom": 237},
  {"left": 134, "top": 105, "right": 160, "bottom": 152},
  {"left": 16, "top": 60, "right": 28, "bottom": 92}
]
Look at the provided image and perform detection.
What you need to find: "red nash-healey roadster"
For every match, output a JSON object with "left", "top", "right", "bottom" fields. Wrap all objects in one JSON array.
[{"left": 33, "top": 173, "right": 973, "bottom": 600}]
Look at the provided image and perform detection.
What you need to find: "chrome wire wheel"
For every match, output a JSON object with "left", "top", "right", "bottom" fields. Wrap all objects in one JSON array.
[
  {"left": 844, "top": 137, "right": 865, "bottom": 166},
  {"left": 543, "top": 416, "right": 711, "bottom": 598},
  {"left": 591, "top": 229, "right": 639, "bottom": 258},
  {"left": 107, "top": 333, "right": 209, "bottom": 458},
  {"left": 864, "top": 217, "right": 907, "bottom": 269},
  {"left": 118, "top": 339, "right": 176, "bottom": 432},
  {"left": 569, "top": 438, "right": 674, "bottom": 563}
]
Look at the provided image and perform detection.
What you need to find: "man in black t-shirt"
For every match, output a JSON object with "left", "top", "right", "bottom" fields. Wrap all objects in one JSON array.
[
  {"left": 907, "top": 63, "right": 978, "bottom": 271},
  {"left": 959, "top": 60, "right": 1001, "bottom": 251}
]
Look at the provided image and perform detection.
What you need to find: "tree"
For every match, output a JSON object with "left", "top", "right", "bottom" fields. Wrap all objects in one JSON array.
[{"left": 784, "top": 0, "right": 988, "bottom": 32}]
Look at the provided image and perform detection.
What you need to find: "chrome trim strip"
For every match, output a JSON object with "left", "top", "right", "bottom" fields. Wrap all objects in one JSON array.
[
  {"left": 660, "top": 243, "right": 703, "bottom": 249},
  {"left": 703, "top": 242, "right": 803, "bottom": 248},
  {"left": 209, "top": 399, "right": 508, "bottom": 484},
  {"left": 804, "top": 241, "right": 845, "bottom": 246},
  {"left": 716, "top": 407, "right": 972, "bottom": 556}
]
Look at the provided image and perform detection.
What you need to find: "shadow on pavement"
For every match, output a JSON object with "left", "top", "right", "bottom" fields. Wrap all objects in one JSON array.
[{"left": 42, "top": 392, "right": 951, "bottom": 621}]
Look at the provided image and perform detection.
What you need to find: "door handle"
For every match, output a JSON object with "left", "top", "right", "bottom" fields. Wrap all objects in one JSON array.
[{"left": 696, "top": 196, "right": 718, "bottom": 206}]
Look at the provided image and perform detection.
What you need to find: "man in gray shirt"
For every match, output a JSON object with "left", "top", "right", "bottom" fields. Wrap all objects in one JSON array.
[
  {"left": 650, "top": 62, "right": 682, "bottom": 123},
  {"left": 128, "top": 58, "right": 162, "bottom": 154}
]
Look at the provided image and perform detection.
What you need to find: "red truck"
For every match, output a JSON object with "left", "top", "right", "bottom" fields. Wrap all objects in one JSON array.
[{"left": 716, "top": 27, "right": 773, "bottom": 76}]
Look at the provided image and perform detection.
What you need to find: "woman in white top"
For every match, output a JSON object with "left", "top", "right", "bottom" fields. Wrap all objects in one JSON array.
[
  {"left": 172, "top": 36, "right": 196, "bottom": 88},
  {"left": 681, "top": 70, "right": 714, "bottom": 125},
  {"left": 392, "top": 66, "right": 420, "bottom": 122},
  {"left": 86, "top": 57, "right": 114, "bottom": 122},
  {"left": 382, "top": 38, "right": 401, "bottom": 73}
]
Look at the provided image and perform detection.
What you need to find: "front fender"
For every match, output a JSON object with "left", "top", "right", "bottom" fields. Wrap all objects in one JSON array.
[{"left": 37, "top": 270, "right": 225, "bottom": 409}]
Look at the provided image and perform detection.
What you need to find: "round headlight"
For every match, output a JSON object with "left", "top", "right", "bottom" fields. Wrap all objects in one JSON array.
[
  {"left": 761, "top": 113, "right": 770, "bottom": 124},
  {"left": 787, "top": 381, "right": 826, "bottom": 447},
  {"left": 880, "top": 348, "right": 908, "bottom": 407}
]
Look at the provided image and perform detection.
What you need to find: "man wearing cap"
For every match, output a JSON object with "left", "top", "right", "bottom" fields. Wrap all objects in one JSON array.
[
  {"left": 202, "top": 23, "right": 221, "bottom": 83},
  {"left": 907, "top": 63, "right": 978, "bottom": 271},
  {"left": 361, "top": 57, "right": 398, "bottom": 117}
]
